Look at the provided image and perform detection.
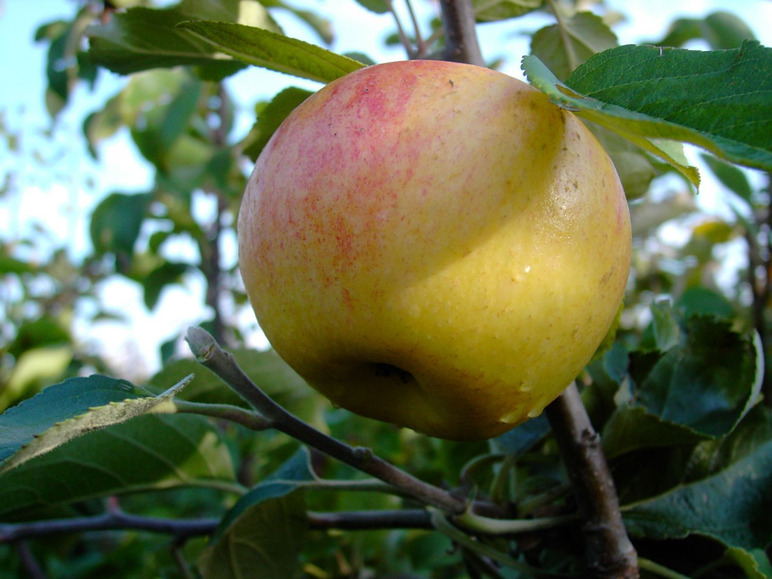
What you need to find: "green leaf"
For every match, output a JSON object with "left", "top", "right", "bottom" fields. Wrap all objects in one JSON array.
[
  {"left": 473, "top": 0, "right": 542, "bottom": 22},
  {"left": 722, "top": 547, "right": 772, "bottom": 579},
  {"left": 212, "top": 447, "right": 315, "bottom": 540},
  {"left": 655, "top": 12, "right": 756, "bottom": 50},
  {"left": 584, "top": 121, "right": 656, "bottom": 200},
  {"left": 493, "top": 415, "right": 549, "bottom": 457},
  {"left": 350, "top": 0, "right": 389, "bottom": 14},
  {"left": 90, "top": 192, "right": 152, "bottom": 259},
  {"left": 0, "top": 347, "right": 75, "bottom": 414},
  {"left": 177, "top": 21, "right": 365, "bottom": 83},
  {"left": 676, "top": 286, "right": 736, "bottom": 320},
  {"left": 142, "top": 261, "right": 189, "bottom": 310},
  {"left": 0, "top": 254, "right": 36, "bottom": 275},
  {"left": 623, "top": 439, "right": 772, "bottom": 550},
  {"left": 650, "top": 300, "right": 680, "bottom": 352},
  {"left": 198, "top": 450, "right": 311, "bottom": 578},
  {"left": 524, "top": 41, "right": 772, "bottom": 176},
  {"left": 87, "top": 5, "right": 249, "bottom": 78},
  {"left": 530, "top": 12, "right": 617, "bottom": 81},
  {"left": 602, "top": 406, "right": 710, "bottom": 459},
  {"left": 634, "top": 316, "right": 762, "bottom": 438},
  {"left": 0, "top": 413, "right": 236, "bottom": 521},
  {"left": 523, "top": 54, "right": 699, "bottom": 186},
  {"left": 243, "top": 87, "right": 313, "bottom": 161},
  {"left": 0, "top": 374, "right": 190, "bottom": 474}
]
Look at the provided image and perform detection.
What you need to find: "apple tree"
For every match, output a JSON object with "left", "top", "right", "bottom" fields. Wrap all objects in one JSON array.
[{"left": 1, "top": 0, "right": 771, "bottom": 577}]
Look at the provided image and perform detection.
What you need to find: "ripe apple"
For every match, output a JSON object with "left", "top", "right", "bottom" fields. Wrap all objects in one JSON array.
[{"left": 238, "top": 60, "right": 631, "bottom": 440}]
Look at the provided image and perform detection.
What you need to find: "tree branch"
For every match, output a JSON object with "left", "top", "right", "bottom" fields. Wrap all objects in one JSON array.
[
  {"left": 0, "top": 510, "right": 433, "bottom": 543},
  {"left": 186, "top": 327, "right": 469, "bottom": 515},
  {"left": 0, "top": 512, "right": 219, "bottom": 543},
  {"left": 545, "top": 383, "right": 638, "bottom": 578},
  {"left": 438, "top": 0, "right": 484, "bottom": 66}
]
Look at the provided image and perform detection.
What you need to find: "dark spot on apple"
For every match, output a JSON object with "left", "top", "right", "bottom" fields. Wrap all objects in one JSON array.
[{"left": 372, "top": 363, "right": 414, "bottom": 384}]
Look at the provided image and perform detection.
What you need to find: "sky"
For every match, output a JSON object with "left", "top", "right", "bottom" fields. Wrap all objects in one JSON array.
[{"left": 1, "top": 0, "right": 771, "bottom": 377}]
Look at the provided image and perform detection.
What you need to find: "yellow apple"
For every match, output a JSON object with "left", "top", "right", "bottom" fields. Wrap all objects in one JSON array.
[{"left": 238, "top": 60, "right": 631, "bottom": 440}]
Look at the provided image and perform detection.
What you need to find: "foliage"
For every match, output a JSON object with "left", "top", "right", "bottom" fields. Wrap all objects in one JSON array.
[{"left": 1, "top": 0, "right": 771, "bottom": 577}]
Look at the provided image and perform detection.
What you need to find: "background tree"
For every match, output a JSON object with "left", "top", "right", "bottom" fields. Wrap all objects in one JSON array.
[{"left": 1, "top": 0, "right": 771, "bottom": 577}]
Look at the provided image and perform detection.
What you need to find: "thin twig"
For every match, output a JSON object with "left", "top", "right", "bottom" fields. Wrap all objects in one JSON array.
[
  {"left": 384, "top": 0, "right": 416, "bottom": 58},
  {"left": 545, "top": 383, "right": 638, "bottom": 578},
  {"left": 0, "top": 509, "right": 439, "bottom": 543},
  {"left": 307, "top": 509, "right": 432, "bottom": 531},
  {"left": 185, "top": 328, "right": 468, "bottom": 515}
]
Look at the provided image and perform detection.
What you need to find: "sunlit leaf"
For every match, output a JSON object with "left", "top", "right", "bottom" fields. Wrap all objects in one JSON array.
[
  {"left": 523, "top": 41, "right": 772, "bottom": 176},
  {"left": 177, "top": 21, "right": 364, "bottom": 83}
]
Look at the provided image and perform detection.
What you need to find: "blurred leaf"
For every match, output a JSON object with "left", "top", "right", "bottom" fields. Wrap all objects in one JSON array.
[
  {"left": 676, "top": 286, "right": 735, "bottom": 320},
  {"left": 243, "top": 87, "right": 313, "bottom": 161},
  {"left": 262, "top": 0, "right": 334, "bottom": 44},
  {"left": 0, "top": 413, "right": 236, "bottom": 521},
  {"left": 722, "top": 547, "right": 772, "bottom": 579},
  {"left": 199, "top": 450, "right": 311, "bottom": 578},
  {"left": 177, "top": 21, "right": 364, "bottom": 83},
  {"left": 7, "top": 315, "right": 70, "bottom": 358},
  {"left": 701, "top": 153, "right": 754, "bottom": 205},
  {"left": 83, "top": 93, "right": 124, "bottom": 158},
  {"left": 701, "top": 11, "right": 756, "bottom": 49},
  {"left": 654, "top": 11, "right": 756, "bottom": 50},
  {"left": 0, "top": 254, "right": 36, "bottom": 275},
  {"left": 0, "top": 374, "right": 189, "bottom": 474},
  {"left": 90, "top": 192, "right": 152, "bottom": 260},
  {"left": 1, "top": 347, "right": 74, "bottom": 413},
  {"left": 473, "top": 0, "right": 542, "bottom": 22},
  {"left": 523, "top": 41, "right": 772, "bottom": 175},
  {"left": 623, "top": 439, "right": 772, "bottom": 550},
  {"left": 650, "top": 300, "right": 680, "bottom": 351},
  {"left": 142, "top": 261, "right": 189, "bottom": 310},
  {"left": 36, "top": 9, "right": 98, "bottom": 117},
  {"left": 350, "top": 0, "right": 389, "bottom": 14},
  {"left": 87, "top": 3, "right": 257, "bottom": 78},
  {"left": 530, "top": 12, "right": 617, "bottom": 81}
]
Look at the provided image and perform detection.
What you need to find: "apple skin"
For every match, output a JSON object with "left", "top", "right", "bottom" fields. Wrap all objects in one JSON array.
[{"left": 238, "top": 60, "right": 631, "bottom": 441}]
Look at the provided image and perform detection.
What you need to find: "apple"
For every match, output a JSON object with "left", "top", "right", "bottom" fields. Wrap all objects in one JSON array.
[{"left": 238, "top": 60, "right": 631, "bottom": 440}]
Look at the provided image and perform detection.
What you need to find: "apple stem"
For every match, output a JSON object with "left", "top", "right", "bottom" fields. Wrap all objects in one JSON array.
[
  {"left": 545, "top": 383, "right": 639, "bottom": 578},
  {"left": 185, "top": 327, "right": 468, "bottom": 515}
]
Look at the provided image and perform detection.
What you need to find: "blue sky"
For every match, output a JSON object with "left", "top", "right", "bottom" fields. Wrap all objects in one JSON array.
[{"left": 1, "top": 0, "right": 770, "bottom": 375}]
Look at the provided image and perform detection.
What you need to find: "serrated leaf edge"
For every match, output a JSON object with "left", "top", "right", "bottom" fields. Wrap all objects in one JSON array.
[{"left": 0, "top": 375, "right": 193, "bottom": 475}]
